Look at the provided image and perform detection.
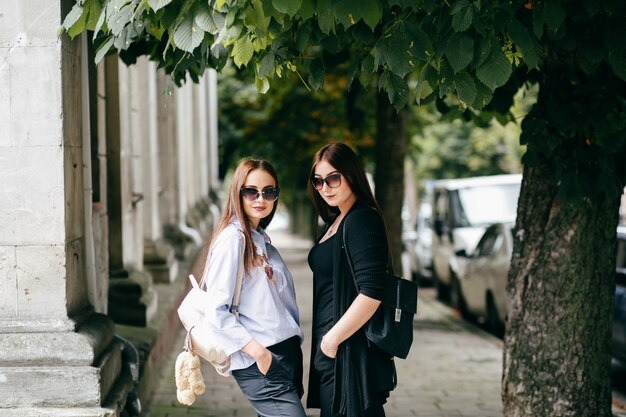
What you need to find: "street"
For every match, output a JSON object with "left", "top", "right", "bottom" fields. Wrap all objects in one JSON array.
[{"left": 144, "top": 230, "right": 626, "bottom": 417}]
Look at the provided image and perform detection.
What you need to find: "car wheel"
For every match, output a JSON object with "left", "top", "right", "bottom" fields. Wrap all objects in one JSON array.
[{"left": 486, "top": 293, "right": 505, "bottom": 338}]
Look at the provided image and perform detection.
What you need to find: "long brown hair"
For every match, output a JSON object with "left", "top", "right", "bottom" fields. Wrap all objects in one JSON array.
[
  {"left": 200, "top": 158, "right": 279, "bottom": 286},
  {"left": 307, "top": 142, "right": 385, "bottom": 224}
]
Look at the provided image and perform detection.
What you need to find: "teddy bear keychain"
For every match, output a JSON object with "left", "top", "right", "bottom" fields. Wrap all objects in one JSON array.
[{"left": 175, "top": 329, "right": 206, "bottom": 405}]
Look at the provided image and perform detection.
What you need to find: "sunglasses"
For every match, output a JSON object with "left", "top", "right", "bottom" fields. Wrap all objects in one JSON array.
[
  {"left": 311, "top": 173, "right": 342, "bottom": 190},
  {"left": 240, "top": 187, "right": 280, "bottom": 202}
]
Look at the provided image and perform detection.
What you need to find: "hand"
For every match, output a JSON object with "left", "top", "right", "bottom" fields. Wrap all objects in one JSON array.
[
  {"left": 320, "top": 337, "right": 338, "bottom": 359},
  {"left": 242, "top": 340, "right": 273, "bottom": 375},
  {"left": 255, "top": 348, "right": 272, "bottom": 375}
]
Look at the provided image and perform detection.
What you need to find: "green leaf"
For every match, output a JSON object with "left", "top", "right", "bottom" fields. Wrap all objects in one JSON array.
[
  {"left": 379, "top": 71, "right": 409, "bottom": 111},
  {"left": 247, "top": 0, "right": 271, "bottom": 33},
  {"left": 476, "top": 43, "right": 512, "bottom": 91},
  {"left": 507, "top": 18, "right": 538, "bottom": 70},
  {"left": 195, "top": 7, "right": 224, "bottom": 34},
  {"left": 255, "top": 76, "right": 270, "bottom": 94},
  {"left": 85, "top": 0, "right": 103, "bottom": 31},
  {"left": 445, "top": 32, "right": 474, "bottom": 73},
  {"left": 62, "top": 4, "right": 84, "bottom": 33},
  {"left": 232, "top": 35, "right": 254, "bottom": 68},
  {"left": 415, "top": 80, "right": 434, "bottom": 105},
  {"left": 543, "top": 1, "right": 566, "bottom": 31},
  {"left": 272, "top": 0, "right": 301, "bottom": 17},
  {"left": 94, "top": 36, "right": 115, "bottom": 64},
  {"left": 610, "top": 50, "right": 626, "bottom": 82},
  {"left": 308, "top": 58, "right": 325, "bottom": 90},
  {"left": 295, "top": 21, "right": 313, "bottom": 52},
  {"left": 173, "top": 11, "right": 204, "bottom": 53},
  {"left": 258, "top": 52, "right": 275, "bottom": 78},
  {"left": 299, "top": 0, "right": 314, "bottom": 19},
  {"left": 532, "top": 7, "right": 544, "bottom": 38},
  {"left": 453, "top": 70, "right": 476, "bottom": 106},
  {"left": 373, "top": 22, "right": 412, "bottom": 77},
  {"left": 452, "top": 4, "right": 473, "bottom": 32},
  {"left": 148, "top": 0, "right": 173, "bottom": 13},
  {"left": 93, "top": 3, "right": 107, "bottom": 36},
  {"left": 439, "top": 58, "right": 455, "bottom": 98},
  {"left": 582, "top": 36, "right": 606, "bottom": 64},
  {"left": 108, "top": 3, "right": 134, "bottom": 36},
  {"left": 68, "top": 7, "right": 90, "bottom": 39},
  {"left": 358, "top": 54, "right": 375, "bottom": 87},
  {"left": 407, "top": 24, "right": 433, "bottom": 63},
  {"left": 318, "top": 8, "right": 335, "bottom": 35},
  {"left": 362, "top": 0, "right": 382, "bottom": 31},
  {"left": 472, "top": 79, "right": 493, "bottom": 109}
]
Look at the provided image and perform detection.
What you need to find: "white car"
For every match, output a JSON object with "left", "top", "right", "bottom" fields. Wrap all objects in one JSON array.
[
  {"left": 403, "top": 202, "right": 433, "bottom": 282},
  {"left": 455, "top": 222, "right": 514, "bottom": 337},
  {"left": 430, "top": 174, "right": 521, "bottom": 300}
]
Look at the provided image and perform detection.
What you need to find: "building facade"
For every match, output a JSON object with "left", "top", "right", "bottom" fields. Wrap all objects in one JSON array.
[{"left": 0, "top": 1, "right": 220, "bottom": 415}]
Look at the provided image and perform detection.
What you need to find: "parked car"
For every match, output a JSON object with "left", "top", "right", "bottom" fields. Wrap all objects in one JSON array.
[
  {"left": 614, "top": 226, "right": 626, "bottom": 362},
  {"left": 430, "top": 174, "right": 522, "bottom": 300},
  {"left": 453, "top": 224, "right": 626, "bottom": 343},
  {"left": 402, "top": 201, "right": 433, "bottom": 283},
  {"left": 455, "top": 222, "right": 514, "bottom": 337}
]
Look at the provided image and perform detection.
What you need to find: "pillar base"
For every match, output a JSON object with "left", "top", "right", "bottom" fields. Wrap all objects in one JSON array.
[
  {"left": 108, "top": 269, "right": 157, "bottom": 327},
  {"left": 163, "top": 224, "right": 198, "bottom": 260},
  {"left": 143, "top": 238, "right": 179, "bottom": 283},
  {"left": 0, "top": 314, "right": 131, "bottom": 412}
]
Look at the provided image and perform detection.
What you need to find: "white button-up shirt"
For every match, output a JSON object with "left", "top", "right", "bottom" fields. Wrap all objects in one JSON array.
[{"left": 202, "top": 220, "right": 303, "bottom": 372}]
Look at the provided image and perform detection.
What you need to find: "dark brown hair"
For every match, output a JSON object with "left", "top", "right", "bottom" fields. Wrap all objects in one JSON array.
[
  {"left": 201, "top": 158, "right": 279, "bottom": 285},
  {"left": 307, "top": 142, "right": 384, "bottom": 223}
]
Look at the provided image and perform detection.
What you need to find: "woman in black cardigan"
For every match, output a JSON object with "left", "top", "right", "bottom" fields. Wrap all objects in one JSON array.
[{"left": 306, "top": 143, "right": 396, "bottom": 417}]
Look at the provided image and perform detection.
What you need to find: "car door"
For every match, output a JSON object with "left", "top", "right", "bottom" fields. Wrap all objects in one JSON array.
[
  {"left": 431, "top": 190, "right": 452, "bottom": 284},
  {"left": 486, "top": 225, "right": 511, "bottom": 322},
  {"left": 463, "top": 225, "right": 498, "bottom": 316}
]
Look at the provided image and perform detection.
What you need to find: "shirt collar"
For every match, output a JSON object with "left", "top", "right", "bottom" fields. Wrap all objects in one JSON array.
[{"left": 230, "top": 218, "right": 271, "bottom": 244}]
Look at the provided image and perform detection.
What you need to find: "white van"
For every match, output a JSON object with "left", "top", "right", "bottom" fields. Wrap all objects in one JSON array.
[{"left": 430, "top": 174, "right": 522, "bottom": 300}]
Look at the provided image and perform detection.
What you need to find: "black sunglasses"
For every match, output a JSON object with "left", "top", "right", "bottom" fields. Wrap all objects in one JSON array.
[
  {"left": 311, "top": 173, "right": 342, "bottom": 190},
  {"left": 240, "top": 187, "right": 280, "bottom": 202}
]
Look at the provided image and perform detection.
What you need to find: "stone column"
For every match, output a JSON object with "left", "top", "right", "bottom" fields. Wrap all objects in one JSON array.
[
  {"left": 105, "top": 56, "right": 157, "bottom": 327},
  {"left": 207, "top": 69, "right": 221, "bottom": 192},
  {"left": 137, "top": 58, "right": 179, "bottom": 283},
  {"left": 206, "top": 70, "right": 222, "bottom": 231},
  {"left": 0, "top": 2, "right": 130, "bottom": 414}
]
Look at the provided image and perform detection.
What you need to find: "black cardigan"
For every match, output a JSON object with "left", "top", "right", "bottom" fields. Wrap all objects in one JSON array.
[{"left": 307, "top": 201, "right": 396, "bottom": 417}]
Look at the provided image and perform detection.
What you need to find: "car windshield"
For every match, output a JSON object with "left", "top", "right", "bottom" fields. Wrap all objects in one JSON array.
[{"left": 455, "top": 183, "right": 521, "bottom": 227}]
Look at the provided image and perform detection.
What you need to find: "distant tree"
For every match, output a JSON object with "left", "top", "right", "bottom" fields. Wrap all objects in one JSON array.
[
  {"left": 217, "top": 63, "right": 376, "bottom": 236},
  {"left": 410, "top": 87, "right": 533, "bottom": 182}
]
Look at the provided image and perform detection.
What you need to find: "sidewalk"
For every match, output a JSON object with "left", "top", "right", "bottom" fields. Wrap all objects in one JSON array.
[{"left": 143, "top": 230, "right": 503, "bottom": 417}]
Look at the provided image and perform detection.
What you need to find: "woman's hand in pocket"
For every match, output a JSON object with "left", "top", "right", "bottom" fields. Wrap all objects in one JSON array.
[
  {"left": 242, "top": 339, "right": 272, "bottom": 375},
  {"left": 256, "top": 348, "right": 272, "bottom": 375},
  {"left": 320, "top": 337, "right": 338, "bottom": 359}
]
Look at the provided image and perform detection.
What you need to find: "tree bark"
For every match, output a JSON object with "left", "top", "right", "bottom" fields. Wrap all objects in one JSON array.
[
  {"left": 374, "top": 90, "right": 406, "bottom": 274},
  {"left": 502, "top": 61, "right": 622, "bottom": 416}
]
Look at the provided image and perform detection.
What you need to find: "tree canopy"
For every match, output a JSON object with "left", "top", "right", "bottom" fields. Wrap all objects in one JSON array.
[{"left": 63, "top": 0, "right": 626, "bottom": 201}]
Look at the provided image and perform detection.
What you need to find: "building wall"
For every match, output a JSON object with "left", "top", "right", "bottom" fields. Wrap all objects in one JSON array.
[{"left": 0, "top": 1, "right": 221, "bottom": 414}]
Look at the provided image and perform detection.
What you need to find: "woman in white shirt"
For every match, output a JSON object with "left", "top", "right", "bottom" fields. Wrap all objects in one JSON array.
[{"left": 200, "top": 158, "right": 305, "bottom": 417}]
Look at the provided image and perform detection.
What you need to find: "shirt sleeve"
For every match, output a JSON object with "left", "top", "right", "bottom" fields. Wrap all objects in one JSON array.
[
  {"left": 344, "top": 207, "right": 389, "bottom": 300},
  {"left": 202, "top": 227, "right": 253, "bottom": 355}
]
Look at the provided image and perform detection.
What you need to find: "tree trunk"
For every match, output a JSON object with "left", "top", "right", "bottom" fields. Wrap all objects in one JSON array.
[
  {"left": 502, "top": 60, "right": 622, "bottom": 415},
  {"left": 374, "top": 90, "right": 406, "bottom": 274}
]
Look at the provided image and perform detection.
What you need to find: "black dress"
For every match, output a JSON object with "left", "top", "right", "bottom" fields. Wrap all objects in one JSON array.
[
  {"left": 306, "top": 202, "right": 396, "bottom": 417},
  {"left": 308, "top": 235, "right": 336, "bottom": 417}
]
